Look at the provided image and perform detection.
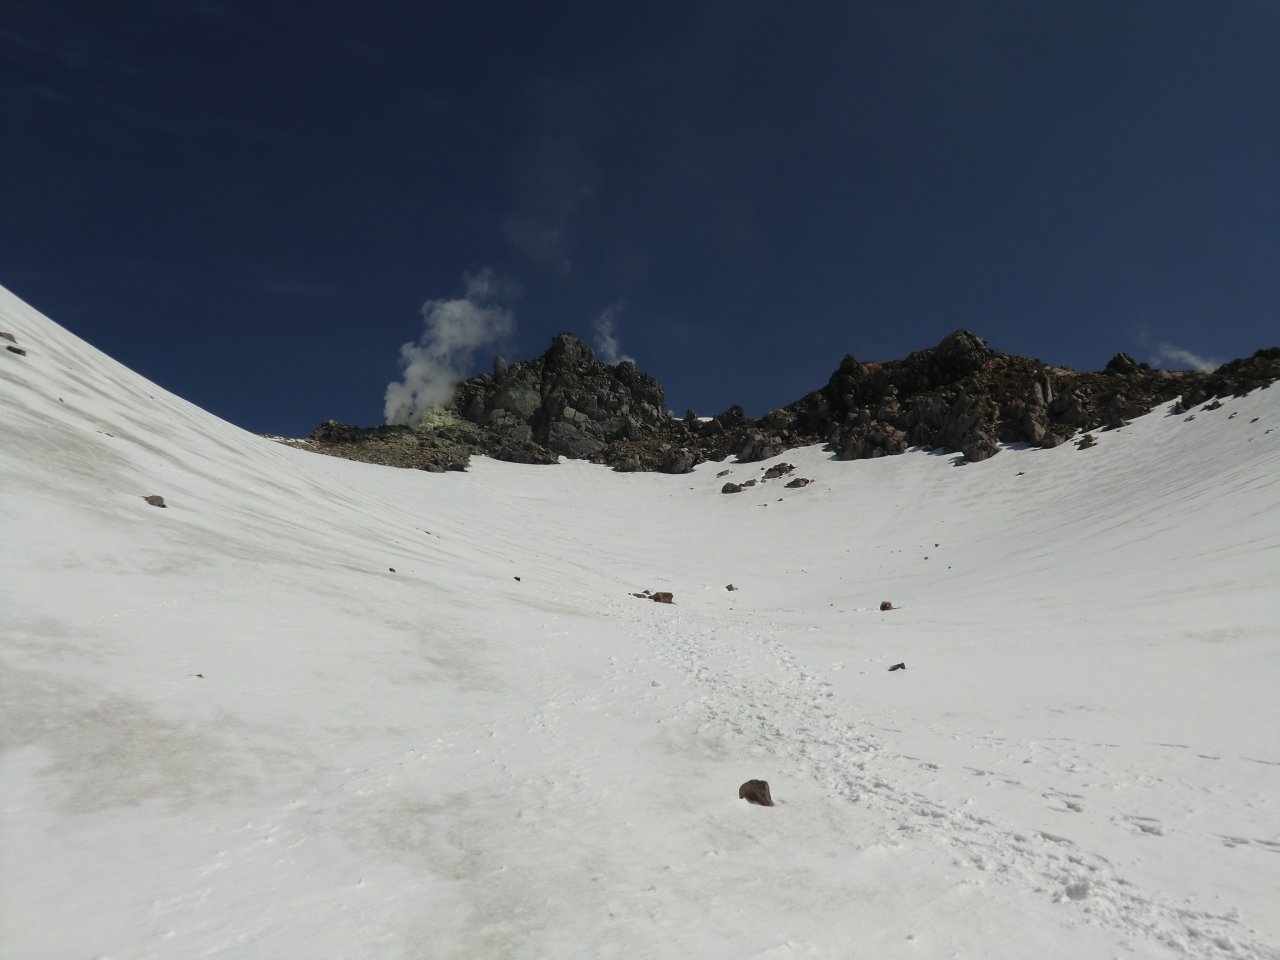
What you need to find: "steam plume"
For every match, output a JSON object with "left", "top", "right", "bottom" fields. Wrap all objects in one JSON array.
[
  {"left": 592, "top": 303, "right": 633, "bottom": 365},
  {"left": 1151, "top": 342, "right": 1219, "bottom": 373},
  {"left": 384, "top": 269, "right": 515, "bottom": 424}
]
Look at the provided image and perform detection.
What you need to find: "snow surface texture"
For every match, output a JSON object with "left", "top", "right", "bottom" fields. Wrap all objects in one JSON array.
[{"left": 2, "top": 285, "right": 1278, "bottom": 959}]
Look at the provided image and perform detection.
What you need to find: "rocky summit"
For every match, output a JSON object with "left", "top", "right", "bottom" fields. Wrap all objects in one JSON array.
[{"left": 303, "top": 332, "right": 1280, "bottom": 474}]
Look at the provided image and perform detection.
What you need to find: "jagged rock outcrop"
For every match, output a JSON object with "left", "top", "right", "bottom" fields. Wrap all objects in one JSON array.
[
  {"left": 307, "top": 333, "right": 711, "bottom": 473},
  {"left": 301, "top": 333, "right": 1279, "bottom": 474},
  {"left": 452, "top": 332, "right": 668, "bottom": 462}
]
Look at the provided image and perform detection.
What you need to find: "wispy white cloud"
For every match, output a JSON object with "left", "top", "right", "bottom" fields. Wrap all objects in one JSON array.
[
  {"left": 1150, "top": 342, "right": 1220, "bottom": 373},
  {"left": 592, "top": 303, "right": 633, "bottom": 365},
  {"left": 384, "top": 268, "right": 515, "bottom": 424}
]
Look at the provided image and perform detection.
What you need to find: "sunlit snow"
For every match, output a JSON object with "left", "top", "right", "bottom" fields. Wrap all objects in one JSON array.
[{"left": 2, "top": 286, "right": 1277, "bottom": 958}]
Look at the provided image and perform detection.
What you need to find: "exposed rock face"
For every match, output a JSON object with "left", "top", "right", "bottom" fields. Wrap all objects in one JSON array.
[
  {"left": 454, "top": 332, "right": 668, "bottom": 461},
  {"left": 782, "top": 337, "right": 1280, "bottom": 465},
  {"left": 302, "top": 333, "right": 1279, "bottom": 474},
  {"left": 307, "top": 334, "right": 680, "bottom": 472}
]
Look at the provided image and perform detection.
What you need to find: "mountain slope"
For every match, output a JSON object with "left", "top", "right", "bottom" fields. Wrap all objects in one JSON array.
[{"left": 2, "top": 285, "right": 1278, "bottom": 959}]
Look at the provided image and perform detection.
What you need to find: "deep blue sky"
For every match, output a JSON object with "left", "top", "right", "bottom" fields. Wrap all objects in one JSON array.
[{"left": 3, "top": 1, "right": 1278, "bottom": 434}]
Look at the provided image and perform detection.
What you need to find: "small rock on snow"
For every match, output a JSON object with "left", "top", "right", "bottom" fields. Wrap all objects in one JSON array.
[{"left": 739, "top": 779, "right": 774, "bottom": 806}]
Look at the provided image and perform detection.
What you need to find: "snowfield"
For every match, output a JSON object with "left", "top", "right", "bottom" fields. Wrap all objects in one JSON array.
[{"left": 2, "top": 285, "right": 1278, "bottom": 959}]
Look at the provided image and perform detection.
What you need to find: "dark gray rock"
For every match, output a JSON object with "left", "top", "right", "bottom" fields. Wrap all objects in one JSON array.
[
  {"left": 721, "top": 482, "right": 744, "bottom": 494},
  {"left": 489, "top": 381, "right": 541, "bottom": 419},
  {"left": 143, "top": 495, "right": 167, "bottom": 508},
  {"left": 932, "top": 330, "right": 993, "bottom": 382},
  {"left": 1049, "top": 388, "right": 1087, "bottom": 425},
  {"left": 1105, "top": 352, "right": 1138, "bottom": 375},
  {"left": 660, "top": 449, "right": 698, "bottom": 474},
  {"left": 546, "top": 420, "right": 604, "bottom": 458},
  {"left": 962, "top": 431, "right": 999, "bottom": 462}
]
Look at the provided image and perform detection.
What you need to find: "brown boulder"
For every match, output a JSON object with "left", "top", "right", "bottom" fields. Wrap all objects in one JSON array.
[{"left": 738, "top": 779, "right": 774, "bottom": 806}]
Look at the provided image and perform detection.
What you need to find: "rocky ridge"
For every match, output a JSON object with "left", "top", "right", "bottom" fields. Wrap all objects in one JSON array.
[{"left": 301, "top": 332, "right": 1280, "bottom": 474}]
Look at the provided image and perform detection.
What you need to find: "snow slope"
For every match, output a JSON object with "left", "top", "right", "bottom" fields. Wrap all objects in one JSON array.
[{"left": 2, "top": 285, "right": 1278, "bottom": 959}]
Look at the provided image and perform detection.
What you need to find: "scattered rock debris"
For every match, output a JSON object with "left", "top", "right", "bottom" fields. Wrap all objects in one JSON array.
[
  {"left": 514, "top": 576, "right": 521, "bottom": 581},
  {"left": 389, "top": 567, "right": 395, "bottom": 572},
  {"left": 6, "top": 345, "right": 26, "bottom": 356},
  {"left": 880, "top": 601, "right": 894, "bottom": 611},
  {"left": 1204, "top": 400, "right": 1223, "bottom": 411},
  {"left": 762, "top": 462, "right": 795, "bottom": 480},
  {"left": 0, "top": 332, "right": 15, "bottom": 343},
  {"left": 726, "top": 584, "right": 737, "bottom": 591},
  {"left": 143, "top": 495, "right": 167, "bottom": 508},
  {"left": 716, "top": 469, "right": 730, "bottom": 477},
  {"left": 739, "top": 779, "right": 774, "bottom": 806},
  {"left": 785, "top": 477, "right": 811, "bottom": 488},
  {"left": 650, "top": 591, "right": 674, "bottom": 604},
  {"left": 722, "top": 482, "right": 743, "bottom": 494},
  {"left": 1077, "top": 433, "right": 1097, "bottom": 449},
  {"left": 888, "top": 662, "right": 906, "bottom": 672}
]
